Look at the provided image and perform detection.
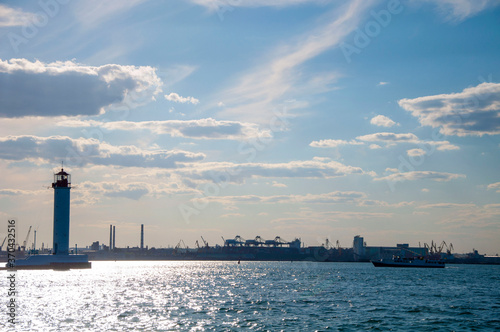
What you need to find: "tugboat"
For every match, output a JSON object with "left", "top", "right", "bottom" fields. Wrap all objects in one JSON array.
[{"left": 371, "top": 256, "right": 445, "bottom": 268}]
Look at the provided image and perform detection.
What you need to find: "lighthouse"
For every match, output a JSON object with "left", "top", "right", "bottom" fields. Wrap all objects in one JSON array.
[
  {"left": 3, "top": 168, "right": 90, "bottom": 269},
  {"left": 52, "top": 168, "right": 71, "bottom": 255}
]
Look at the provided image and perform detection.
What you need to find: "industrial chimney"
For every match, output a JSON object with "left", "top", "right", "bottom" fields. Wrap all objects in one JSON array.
[{"left": 140, "top": 224, "right": 144, "bottom": 250}]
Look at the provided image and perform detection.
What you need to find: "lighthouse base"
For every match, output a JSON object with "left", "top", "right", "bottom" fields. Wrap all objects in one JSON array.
[{"left": 3, "top": 254, "right": 91, "bottom": 270}]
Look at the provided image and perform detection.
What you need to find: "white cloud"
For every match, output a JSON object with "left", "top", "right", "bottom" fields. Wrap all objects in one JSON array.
[
  {"left": 74, "top": 180, "right": 194, "bottom": 204},
  {"left": 189, "top": 0, "right": 327, "bottom": 10},
  {"left": 0, "top": 189, "right": 43, "bottom": 196},
  {"left": 58, "top": 118, "right": 271, "bottom": 141},
  {"left": 271, "top": 210, "right": 393, "bottom": 226},
  {"left": 181, "top": 158, "right": 365, "bottom": 184},
  {"left": 216, "top": 0, "right": 375, "bottom": 122},
  {"left": 398, "top": 82, "right": 500, "bottom": 136},
  {"left": 0, "top": 4, "right": 37, "bottom": 27},
  {"left": 310, "top": 132, "right": 460, "bottom": 151},
  {"left": 375, "top": 170, "right": 466, "bottom": 182},
  {"left": 0, "top": 135, "right": 204, "bottom": 168},
  {"left": 418, "top": 203, "right": 476, "bottom": 209},
  {"left": 370, "top": 115, "right": 398, "bottom": 127},
  {"left": 198, "top": 190, "right": 367, "bottom": 206},
  {"left": 309, "top": 139, "right": 363, "bottom": 148},
  {"left": 487, "top": 182, "right": 500, "bottom": 193},
  {"left": 165, "top": 92, "right": 199, "bottom": 105},
  {"left": 422, "top": 0, "right": 500, "bottom": 22},
  {"left": 221, "top": 213, "right": 244, "bottom": 218},
  {"left": 419, "top": 203, "right": 500, "bottom": 229},
  {"left": 436, "top": 142, "right": 460, "bottom": 151},
  {"left": 357, "top": 132, "right": 460, "bottom": 151},
  {"left": 377, "top": 81, "right": 389, "bottom": 86},
  {"left": 407, "top": 148, "right": 426, "bottom": 157},
  {"left": 0, "top": 58, "right": 162, "bottom": 118},
  {"left": 357, "top": 132, "right": 419, "bottom": 143}
]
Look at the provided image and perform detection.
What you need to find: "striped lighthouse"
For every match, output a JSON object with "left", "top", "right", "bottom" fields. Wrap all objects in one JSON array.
[{"left": 52, "top": 168, "right": 71, "bottom": 255}]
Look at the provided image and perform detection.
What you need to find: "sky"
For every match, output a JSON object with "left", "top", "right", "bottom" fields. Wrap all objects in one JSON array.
[{"left": 0, "top": 0, "right": 499, "bottom": 254}]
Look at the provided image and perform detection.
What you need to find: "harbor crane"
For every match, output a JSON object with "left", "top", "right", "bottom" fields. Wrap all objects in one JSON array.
[
  {"left": 0, "top": 236, "right": 6, "bottom": 251},
  {"left": 336, "top": 240, "right": 342, "bottom": 254},
  {"left": 245, "top": 236, "right": 265, "bottom": 246},
  {"left": 175, "top": 239, "right": 187, "bottom": 250},
  {"left": 22, "top": 226, "right": 32, "bottom": 251},
  {"left": 200, "top": 236, "right": 209, "bottom": 248}
]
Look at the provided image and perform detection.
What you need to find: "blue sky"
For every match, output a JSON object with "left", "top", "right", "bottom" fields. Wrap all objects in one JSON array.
[{"left": 0, "top": 0, "right": 499, "bottom": 254}]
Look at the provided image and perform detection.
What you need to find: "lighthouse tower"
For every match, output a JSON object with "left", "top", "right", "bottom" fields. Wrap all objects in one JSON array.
[
  {"left": 52, "top": 168, "right": 71, "bottom": 255},
  {"left": 4, "top": 168, "right": 91, "bottom": 269}
]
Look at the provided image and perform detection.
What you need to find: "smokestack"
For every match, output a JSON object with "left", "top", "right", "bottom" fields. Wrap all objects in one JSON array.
[
  {"left": 140, "top": 224, "right": 144, "bottom": 250},
  {"left": 109, "top": 224, "right": 112, "bottom": 250},
  {"left": 113, "top": 226, "right": 116, "bottom": 250}
]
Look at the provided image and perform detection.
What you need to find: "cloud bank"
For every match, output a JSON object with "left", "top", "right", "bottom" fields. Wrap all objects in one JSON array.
[
  {"left": 182, "top": 158, "right": 365, "bottom": 184},
  {"left": 376, "top": 169, "right": 465, "bottom": 182},
  {"left": 398, "top": 82, "right": 500, "bottom": 136},
  {"left": 310, "top": 132, "right": 459, "bottom": 150},
  {"left": 58, "top": 118, "right": 271, "bottom": 140},
  {"left": 0, "top": 58, "right": 162, "bottom": 118},
  {"left": 0, "top": 135, "right": 204, "bottom": 168}
]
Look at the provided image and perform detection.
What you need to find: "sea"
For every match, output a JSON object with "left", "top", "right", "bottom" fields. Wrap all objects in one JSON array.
[{"left": 3, "top": 261, "right": 500, "bottom": 331}]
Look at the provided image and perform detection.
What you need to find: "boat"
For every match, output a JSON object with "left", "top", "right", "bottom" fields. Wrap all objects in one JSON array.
[{"left": 371, "top": 256, "right": 445, "bottom": 268}]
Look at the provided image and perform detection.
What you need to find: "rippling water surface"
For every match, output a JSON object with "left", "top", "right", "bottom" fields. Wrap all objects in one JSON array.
[{"left": 4, "top": 261, "right": 500, "bottom": 331}]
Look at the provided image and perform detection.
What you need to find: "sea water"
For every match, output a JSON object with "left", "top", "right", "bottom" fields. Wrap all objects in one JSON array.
[{"left": 3, "top": 261, "right": 500, "bottom": 331}]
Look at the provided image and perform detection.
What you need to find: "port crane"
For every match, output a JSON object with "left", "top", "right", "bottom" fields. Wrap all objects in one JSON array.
[
  {"left": 438, "top": 241, "right": 454, "bottom": 255},
  {"left": 0, "top": 236, "right": 6, "bottom": 251},
  {"left": 22, "top": 226, "right": 32, "bottom": 251},
  {"left": 200, "top": 236, "right": 209, "bottom": 248},
  {"left": 424, "top": 240, "right": 454, "bottom": 256},
  {"left": 245, "top": 236, "right": 265, "bottom": 246},
  {"left": 175, "top": 239, "right": 187, "bottom": 250}
]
